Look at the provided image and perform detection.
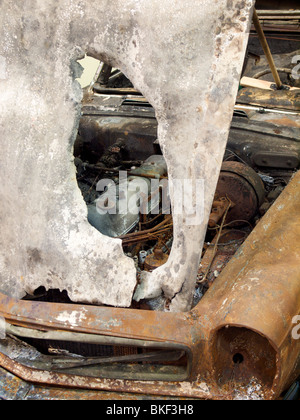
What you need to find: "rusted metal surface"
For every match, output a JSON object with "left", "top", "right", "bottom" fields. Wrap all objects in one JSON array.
[
  {"left": 227, "top": 109, "right": 300, "bottom": 173},
  {"left": 78, "top": 113, "right": 157, "bottom": 164},
  {"left": 0, "top": 367, "right": 33, "bottom": 400},
  {"left": 144, "top": 249, "right": 169, "bottom": 272},
  {"left": 253, "top": 9, "right": 284, "bottom": 89},
  {"left": 214, "top": 162, "right": 265, "bottom": 226},
  {"left": 0, "top": 172, "right": 300, "bottom": 399},
  {"left": 208, "top": 198, "right": 231, "bottom": 228},
  {"left": 237, "top": 87, "right": 300, "bottom": 111},
  {"left": 198, "top": 230, "right": 247, "bottom": 288},
  {"left": 120, "top": 215, "right": 173, "bottom": 247},
  {"left": 267, "top": 117, "right": 300, "bottom": 128},
  {"left": 0, "top": 366, "right": 180, "bottom": 400},
  {"left": 199, "top": 170, "right": 300, "bottom": 397}
]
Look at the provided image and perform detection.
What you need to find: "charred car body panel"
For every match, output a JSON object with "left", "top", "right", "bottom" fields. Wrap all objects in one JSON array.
[{"left": 0, "top": 0, "right": 299, "bottom": 400}]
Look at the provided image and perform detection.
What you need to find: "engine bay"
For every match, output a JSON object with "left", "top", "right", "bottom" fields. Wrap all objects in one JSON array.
[{"left": 73, "top": 117, "right": 297, "bottom": 311}]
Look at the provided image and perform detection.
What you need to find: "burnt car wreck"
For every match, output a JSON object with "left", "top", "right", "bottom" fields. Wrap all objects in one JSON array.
[{"left": 0, "top": 0, "right": 299, "bottom": 400}]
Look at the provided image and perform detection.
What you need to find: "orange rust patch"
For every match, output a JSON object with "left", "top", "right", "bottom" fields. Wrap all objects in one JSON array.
[{"left": 269, "top": 117, "right": 300, "bottom": 128}]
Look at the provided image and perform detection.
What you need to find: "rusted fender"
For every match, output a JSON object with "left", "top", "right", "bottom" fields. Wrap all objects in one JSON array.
[{"left": 197, "top": 170, "right": 300, "bottom": 399}]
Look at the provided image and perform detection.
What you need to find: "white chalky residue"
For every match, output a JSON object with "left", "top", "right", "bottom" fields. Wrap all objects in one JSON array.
[
  {"left": 234, "top": 379, "right": 265, "bottom": 400},
  {"left": 57, "top": 309, "right": 87, "bottom": 327},
  {"left": 0, "top": 56, "right": 7, "bottom": 80},
  {"left": 0, "top": 316, "right": 6, "bottom": 339}
]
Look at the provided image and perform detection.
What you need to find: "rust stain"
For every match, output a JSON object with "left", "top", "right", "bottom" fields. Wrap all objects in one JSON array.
[{"left": 268, "top": 117, "right": 300, "bottom": 128}]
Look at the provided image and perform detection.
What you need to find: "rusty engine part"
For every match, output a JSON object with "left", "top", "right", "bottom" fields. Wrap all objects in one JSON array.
[
  {"left": 209, "top": 197, "right": 233, "bottom": 228},
  {"left": 144, "top": 248, "right": 169, "bottom": 272},
  {"left": 95, "top": 138, "right": 126, "bottom": 169},
  {"left": 203, "top": 162, "right": 265, "bottom": 290},
  {"left": 197, "top": 230, "right": 249, "bottom": 289},
  {"left": 214, "top": 161, "right": 266, "bottom": 227},
  {"left": 120, "top": 215, "right": 173, "bottom": 245},
  {"left": 121, "top": 215, "right": 173, "bottom": 269}
]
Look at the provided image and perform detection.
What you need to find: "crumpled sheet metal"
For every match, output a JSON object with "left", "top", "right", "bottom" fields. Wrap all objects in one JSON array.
[
  {"left": 0, "top": 366, "right": 186, "bottom": 400},
  {"left": 200, "top": 170, "right": 300, "bottom": 397},
  {"left": 0, "top": 172, "right": 300, "bottom": 399},
  {"left": 0, "top": 0, "right": 255, "bottom": 311}
]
